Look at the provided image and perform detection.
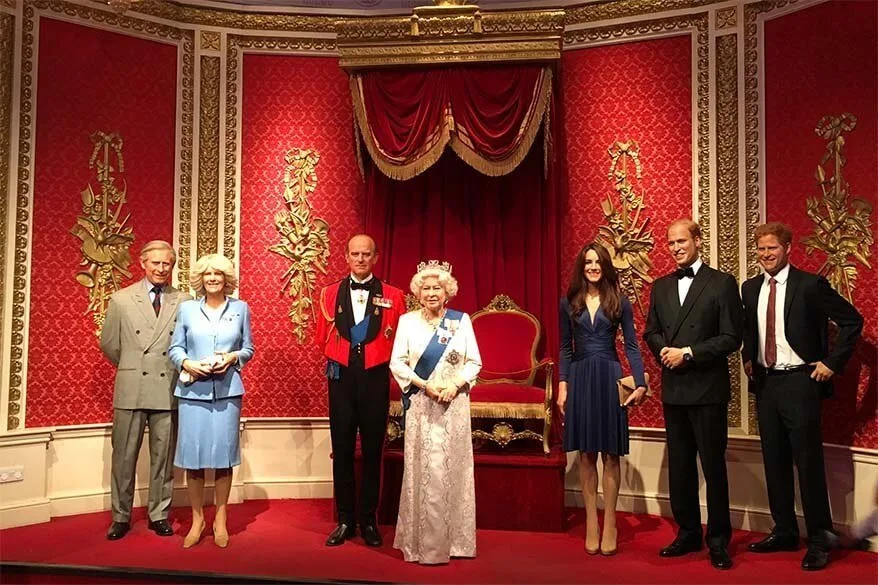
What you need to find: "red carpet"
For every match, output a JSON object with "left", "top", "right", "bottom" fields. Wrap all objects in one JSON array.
[{"left": 1, "top": 499, "right": 874, "bottom": 584}]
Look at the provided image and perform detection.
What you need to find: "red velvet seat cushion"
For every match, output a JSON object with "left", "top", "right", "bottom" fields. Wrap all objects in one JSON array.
[{"left": 471, "top": 383, "right": 544, "bottom": 404}]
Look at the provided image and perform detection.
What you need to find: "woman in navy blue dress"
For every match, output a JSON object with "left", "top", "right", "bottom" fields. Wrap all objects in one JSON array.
[{"left": 558, "top": 242, "right": 648, "bottom": 555}]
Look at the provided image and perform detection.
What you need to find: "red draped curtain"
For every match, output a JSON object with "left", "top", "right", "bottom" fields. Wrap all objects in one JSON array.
[
  {"left": 354, "top": 64, "right": 566, "bottom": 443},
  {"left": 351, "top": 64, "right": 553, "bottom": 179}
]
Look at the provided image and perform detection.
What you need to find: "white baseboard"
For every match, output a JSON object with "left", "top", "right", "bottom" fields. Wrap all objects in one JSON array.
[{"left": 1, "top": 420, "right": 875, "bottom": 533}]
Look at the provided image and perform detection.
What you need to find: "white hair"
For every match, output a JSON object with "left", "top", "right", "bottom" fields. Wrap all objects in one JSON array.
[
  {"left": 410, "top": 268, "right": 458, "bottom": 299},
  {"left": 190, "top": 253, "right": 238, "bottom": 297}
]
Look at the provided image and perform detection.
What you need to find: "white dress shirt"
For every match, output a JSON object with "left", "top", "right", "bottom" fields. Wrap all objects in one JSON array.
[
  {"left": 677, "top": 257, "right": 703, "bottom": 305},
  {"left": 349, "top": 273, "right": 374, "bottom": 325},
  {"left": 756, "top": 263, "right": 805, "bottom": 368},
  {"left": 145, "top": 279, "right": 163, "bottom": 303}
]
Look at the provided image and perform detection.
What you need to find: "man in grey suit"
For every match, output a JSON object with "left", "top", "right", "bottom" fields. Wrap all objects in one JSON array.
[{"left": 99, "top": 240, "right": 191, "bottom": 540}]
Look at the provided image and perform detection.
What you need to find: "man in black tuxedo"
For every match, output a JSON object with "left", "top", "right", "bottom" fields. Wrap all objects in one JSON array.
[
  {"left": 644, "top": 218, "right": 743, "bottom": 570},
  {"left": 742, "top": 222, "right": 862, "bottom": 571}
]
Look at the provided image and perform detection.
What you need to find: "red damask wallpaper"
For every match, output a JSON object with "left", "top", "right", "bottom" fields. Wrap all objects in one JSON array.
[
  {"left": 561, "top": 36, "right": 694, "bottom": 428},
  {"left": 25, "top": 19, "right": 178, "bottom": 427},
  {"left": 238, "top": 55, "right": 364, "bottom": 418},
  {"left": 765, "top": 1, "right": 877, "bottom": 448}
]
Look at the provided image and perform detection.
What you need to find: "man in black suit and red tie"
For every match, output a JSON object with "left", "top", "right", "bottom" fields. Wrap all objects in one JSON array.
[
  {"left": 315, "top": 234, "right": 405, "bottom": 548},
  {"left": 644, "top": 218, "right": 743, "bottom": 570},
  {"left": 742, "top": 222, "right": 863, "bottom": 571}
]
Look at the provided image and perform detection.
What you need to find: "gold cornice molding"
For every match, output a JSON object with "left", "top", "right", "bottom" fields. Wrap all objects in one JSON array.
[
  {"left": 337, "top": 9, "right": 564, "bottom": 69},
  {"left": 716, "top": 33, "right": 740, "bottom": 428},
  {"left": 564, "top": 13, "right": 711, "bottom": 261},
  {"left": 126, "top": 0, "right": 335, "bottom": 33},
  {"left": 565, "top": 0, "right": 717, "bottom": 25},
  {"left": 197, "top": 55, "right": 220, "bottom": 258},
  {"left": 10, "top": 0, "right": 194, "bottom": 429}
]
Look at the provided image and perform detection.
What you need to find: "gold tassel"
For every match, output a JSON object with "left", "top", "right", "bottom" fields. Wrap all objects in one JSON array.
[
  {"left": 449, "top": 67, "right": 554, "bottom": 177},
  {"left": 349, "top": 74, "right": 452, "bottom": 181}
]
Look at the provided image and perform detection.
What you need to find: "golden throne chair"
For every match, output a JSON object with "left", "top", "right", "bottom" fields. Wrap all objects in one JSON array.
[
  {"left": 387, "top": 294, "right": 553, "bottom": 454},
  {"left": 469, "top": 294, "right": 553, "bottom": 454}
]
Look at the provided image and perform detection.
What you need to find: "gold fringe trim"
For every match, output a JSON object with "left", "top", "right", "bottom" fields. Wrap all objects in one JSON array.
[
  {"left": 350, "top": 75, "right": 452, "bottom": 181},
  {"left": 449, "top": 67, "right": 553, "bottom": 177},
  {"left": 389, "top": 400, "right": 545, "bottom": 419}
]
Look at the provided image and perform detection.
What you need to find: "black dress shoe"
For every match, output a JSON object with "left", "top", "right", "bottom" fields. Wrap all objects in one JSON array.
[
  {"left": 709, "top": 546, "right": 733, "bottom": 570},
  {"left": 148, "top": 519, "right": 174, "bottom": 536},
  {"left": 106, "top": 521, "right": 130, "bottom": 540},
  {"left": 748, "top": 532, "right": 799, "bottom": 553},
  {"left": 325, "top": 523, "right": 356, "bottom": 546},
  {"left": 801, "top": 546, "right": 830, "bottom": 571},
  {"left": 361, "top": 524, "right": 382, "bottom": 547},
  {"left": 659, "top": 537, "right": 703, "bottom": 557}
]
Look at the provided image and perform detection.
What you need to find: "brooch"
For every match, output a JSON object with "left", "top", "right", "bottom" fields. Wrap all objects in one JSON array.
[{"left": 446, "top": 350, "right": 460, "bottom": 365}]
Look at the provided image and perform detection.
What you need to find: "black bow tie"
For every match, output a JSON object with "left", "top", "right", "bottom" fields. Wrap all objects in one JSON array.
[
  {"left": 675, "top": 266, "right": 695, "bottom": 279},
  {"left": 350, "top": 280, "right": 373, "bottom": 291}
]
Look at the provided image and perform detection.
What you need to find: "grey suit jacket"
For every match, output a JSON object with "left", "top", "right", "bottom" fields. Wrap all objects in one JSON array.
[{"left": 100, "top": 281, "right": 192, "bottom": 410}]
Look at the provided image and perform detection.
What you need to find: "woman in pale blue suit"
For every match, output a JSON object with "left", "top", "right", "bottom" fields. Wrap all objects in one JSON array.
[{"left": 169, "top": 253, "right": 254, "bottom": 549}]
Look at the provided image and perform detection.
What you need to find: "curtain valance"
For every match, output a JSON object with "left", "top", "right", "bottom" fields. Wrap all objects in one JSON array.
[{"left": 351, "top": 65, "right": 552, "bottom": 180}]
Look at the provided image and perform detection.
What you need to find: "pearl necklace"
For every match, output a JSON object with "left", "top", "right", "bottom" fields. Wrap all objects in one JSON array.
[{"left": 422, "top": 308, "right": 446, "bottom": 331}]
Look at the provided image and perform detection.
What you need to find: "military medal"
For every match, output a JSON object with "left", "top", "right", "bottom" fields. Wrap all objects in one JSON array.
[{"left": 384, "top": 325, "right": 393, "bottom": 338}]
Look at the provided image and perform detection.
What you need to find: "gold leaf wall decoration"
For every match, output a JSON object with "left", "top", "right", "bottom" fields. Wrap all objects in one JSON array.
[
  {"left": 597, "top": 140, "right": 655, "bottom": 315},
  {"left": 802, "top": 113, "right": 873, "bottom": 302},
  {"left": 70, "top": 131, "right": 135, "bottom": 337},
  {"left": 268, "top": 148, "right": 330, "bottom": 343}
]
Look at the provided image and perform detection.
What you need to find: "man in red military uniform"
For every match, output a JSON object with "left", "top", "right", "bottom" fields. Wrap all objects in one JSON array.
[{"left": 316, "top": 234, "right": 405, "bottom": 548}]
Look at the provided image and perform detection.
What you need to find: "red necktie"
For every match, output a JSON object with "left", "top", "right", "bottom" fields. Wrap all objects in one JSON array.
[
  {"left": 764, "top": 277, "right": 777, "bottom": 368},
  {"left": 151, "top": 285, "right": 162, "bottom": 317}
]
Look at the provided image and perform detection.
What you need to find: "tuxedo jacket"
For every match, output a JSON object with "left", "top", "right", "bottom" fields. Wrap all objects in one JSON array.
[
  {"left": 643, "top": 263, "right": 744, "bottom": 405},
  {"left": 99, "top": 281, "right": 192, "bottom": 410},
  {"left": 741, "top": 265, "right": 863, "bottom": 397},
  {"left": 316, "top": 277, "right": 406, "bottom": 370}
]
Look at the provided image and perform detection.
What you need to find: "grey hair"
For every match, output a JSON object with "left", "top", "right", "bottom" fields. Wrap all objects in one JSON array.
[
  {"left": 189, "top": 253, "right": 238, "bottom": 297},
  {"left": 410, "top": 268, "right": 459, "bottom": 299},
  {"left": 140, "top": 240, "right": 177, "bottom": 263}
]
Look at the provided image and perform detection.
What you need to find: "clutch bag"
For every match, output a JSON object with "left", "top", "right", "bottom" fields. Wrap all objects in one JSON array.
[{"left": 617, "top": 372, "right": 652, "bottom": 405}]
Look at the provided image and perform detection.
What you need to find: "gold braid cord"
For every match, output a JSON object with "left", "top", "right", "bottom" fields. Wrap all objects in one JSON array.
[
  {"left": 70, "top": 132, "right": 135, "bottom": 337},
  {"left": 802, "top": 113, "right": 873, "bottom": 303},
  {"left": 268, "top": 148, "right": 330, "bottom": 343},
  {"left": 597, "top": 140, "right": 654, "bottom": 315}
]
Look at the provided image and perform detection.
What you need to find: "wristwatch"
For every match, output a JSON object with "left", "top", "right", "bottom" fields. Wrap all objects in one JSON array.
[{"left": 683, "top": 350, "right": 694, "bottom": 364}]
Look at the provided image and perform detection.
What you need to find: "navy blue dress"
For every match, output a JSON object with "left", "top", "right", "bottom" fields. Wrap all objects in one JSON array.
[{"left": 559, "top": 297, "right": 646, "bottom": 455}]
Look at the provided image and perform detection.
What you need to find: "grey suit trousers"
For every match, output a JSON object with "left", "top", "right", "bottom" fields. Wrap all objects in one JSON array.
[{"left": 111, "top": 408, "right": 176, "bottom": 522}]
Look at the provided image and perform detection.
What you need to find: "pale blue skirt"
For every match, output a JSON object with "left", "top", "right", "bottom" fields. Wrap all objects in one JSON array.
[{"left": 175, "top": 397, "right": 241, "bottom": 470}]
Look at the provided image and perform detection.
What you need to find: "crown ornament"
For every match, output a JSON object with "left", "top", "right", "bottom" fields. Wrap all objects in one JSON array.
[{"left": 417, "top": 259, "right": 452, "bottom": 274}]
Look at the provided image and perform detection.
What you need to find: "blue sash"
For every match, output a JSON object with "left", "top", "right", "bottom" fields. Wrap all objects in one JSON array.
[
  {"left": 326, "top": 314, "right": 371, "bottom": 380},
  {"left": 400, "top": 308, "right": 463, "bottom": 429}
]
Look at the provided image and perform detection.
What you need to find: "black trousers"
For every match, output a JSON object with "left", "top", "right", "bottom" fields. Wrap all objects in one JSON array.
[
  {"left": 663, "top": 402, "right": 732, "bottom": 547},
  {"left": 756, "top": 369, "right": 832, "bottom": 541},
  {"left": 328, "top": 359, "right": 390, "bottom": 527}
]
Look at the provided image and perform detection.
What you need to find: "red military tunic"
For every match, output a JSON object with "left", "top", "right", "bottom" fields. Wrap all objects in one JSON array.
[{"left": 315, "top": 277, "right": 406, "bottom": 370}]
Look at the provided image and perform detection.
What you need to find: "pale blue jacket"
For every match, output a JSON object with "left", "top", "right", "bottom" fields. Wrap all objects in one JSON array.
[{"left": 169, "top": 297, "right": 255, "bottom": 401}]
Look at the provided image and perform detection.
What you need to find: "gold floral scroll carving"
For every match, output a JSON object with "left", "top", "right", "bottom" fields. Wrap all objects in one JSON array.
[
  {"left": 70, "top": 132, "right": 135, "bottom": 336},
  {"left": 268, "top": 148, "right": 330, "bottom": 343},
  {"left": 803, "top": 113, "right": 873, "bottom": 302},
  {"left": 597, "top": 140, "right": 654, "bottom": 315}
]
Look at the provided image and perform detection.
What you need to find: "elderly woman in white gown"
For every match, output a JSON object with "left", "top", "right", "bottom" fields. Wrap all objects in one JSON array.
[{"left": 389, "top": 261, "right": 482, "bottom": 565}]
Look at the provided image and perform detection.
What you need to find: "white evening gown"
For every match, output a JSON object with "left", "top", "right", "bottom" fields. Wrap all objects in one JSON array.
[{"left": 389, "top": 310, "right": 482, "bottom": 564}]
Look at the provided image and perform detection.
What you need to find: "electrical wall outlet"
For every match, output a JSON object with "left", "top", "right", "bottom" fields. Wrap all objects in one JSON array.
[{"left": 0, "top": 466, "right": 24, "bottom": 483}]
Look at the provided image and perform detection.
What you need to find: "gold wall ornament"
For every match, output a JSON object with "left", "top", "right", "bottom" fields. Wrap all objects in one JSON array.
[
  {"left": 802, "top": 113, "right": 874, "bottom": 303},
  {"left": 268, "top": 148, "right": 330, "bottom": 343},
  {"left": 70, "top": 132, "right": 135, "bottom": 336},
  {"left": 596, "top": 140, "right": 654, "bottom": 315},
  {"left": 105, "top": 0, "right": 142, "bottom": 14}
]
